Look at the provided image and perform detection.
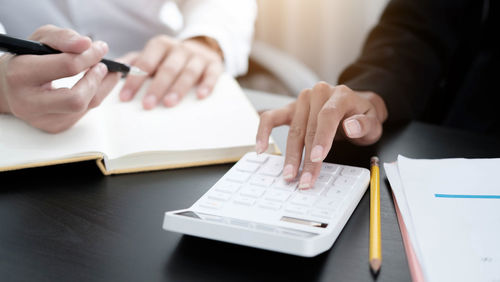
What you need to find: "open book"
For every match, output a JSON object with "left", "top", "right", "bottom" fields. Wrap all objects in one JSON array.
[{"left": 0, "top": 74, "right": 279, "bottom": 175}]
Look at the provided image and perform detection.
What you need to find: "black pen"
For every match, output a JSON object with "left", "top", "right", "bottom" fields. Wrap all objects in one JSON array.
[{"left": 0, "top": 34, "right": 146, "bottom": 76}]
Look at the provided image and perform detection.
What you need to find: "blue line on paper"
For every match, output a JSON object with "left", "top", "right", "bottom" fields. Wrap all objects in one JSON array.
[{"left": 434, "top": 194, "right": 500, "bottom": 199}]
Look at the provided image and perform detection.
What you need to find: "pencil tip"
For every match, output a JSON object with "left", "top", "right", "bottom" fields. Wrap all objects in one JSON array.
[{"left": 370, "top": 258, "right": 382, "bottom": 273}]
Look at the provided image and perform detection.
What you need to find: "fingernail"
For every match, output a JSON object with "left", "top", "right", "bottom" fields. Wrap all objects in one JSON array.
[
  {"left": 143, "top": 95, "right": 157, "bottom": 109},
  {"left": 298, "top": 172, "right": 312, "bottom": 189},
  {"left": 345, "top": 118, "right": 362, "bottom": 138},
  {"left": 283, "top": 164, "right": 294, "bottom": 180},
  {"left": 163, "top": 93, "right": 179, "bottom": 107},
  {"left": 310, "top": 145, "right": 324, "bottom": 162},
  {"left": 198, "top": 87, "right": 210, "bottom": 98},
  {"left": 255, "top": 140, "right": 265, "bottom": 154},
  {"left": 69, "top": 34, "right": 82, "bottom": 43},
  {"left": 96, "top": 41, "right": 108, "bottom": 54},
  {"left": 96, "top": 63, "right": 107, "bottom": 76},
  {"left": 120, "top": 89, "right": 133, "bottom": 101}
]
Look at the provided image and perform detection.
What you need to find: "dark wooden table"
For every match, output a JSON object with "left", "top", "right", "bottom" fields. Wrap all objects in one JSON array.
[{"left": 1, "top": 121, "right": 499, "bottom": 281}]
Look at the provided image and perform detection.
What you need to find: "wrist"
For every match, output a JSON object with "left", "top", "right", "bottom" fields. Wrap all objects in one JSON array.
[{"left": 185, "top": 36, "right": 223, "bottom": 60}]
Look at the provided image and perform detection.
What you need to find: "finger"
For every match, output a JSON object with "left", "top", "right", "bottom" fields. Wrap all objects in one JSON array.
[
  {"left": 162, "top": 56, "right": 205, "bottom": 107},
  {"left": 309, "top": 86, "right": 355, "bottom": 165},
  {"left": 255, "top": 105, "right": 294, "bottom": 154},
  {"left": 88, "top": 72, "right": 121, "bottom": 109},
  {"left": 343, "top": 110, "right": 383, "bottom": 145},
  {"left": 29, "top": 24, "right": 91, "bottom": 54},
  {"left": 283, "top": 89, "right": 311, "bottom": 182},
  {"left": 115, "top": 51, "right": 139, "bottom": 65},
  {"left": 197, "top": 62, "right": 223, "bottom": 99},
  {"left": 13, "top": 41, "right": 108, "bottom": 85},
  {"left": 299, "top": 83, "right": 332, "bottom": 189},
  {"left": 32, "top": 63, "right": 108, "bottom": 114},
  {"left": 28, "top": 111, "right": 88, "bottom": 134},
  {"left": 119, "top": 37, "right": 172, "bottom": 101},
  {"left": 142, "top": 49, "right": 188, "bottom": 109}
]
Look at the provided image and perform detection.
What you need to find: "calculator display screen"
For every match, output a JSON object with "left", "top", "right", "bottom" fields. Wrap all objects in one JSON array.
[{"left": 174, "top": 211, "right": 320, "bottom": 238}]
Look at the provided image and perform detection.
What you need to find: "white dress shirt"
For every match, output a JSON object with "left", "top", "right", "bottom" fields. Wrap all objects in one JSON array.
[{"left": 0, "top": 0, "right": 256, "bottom": 76}]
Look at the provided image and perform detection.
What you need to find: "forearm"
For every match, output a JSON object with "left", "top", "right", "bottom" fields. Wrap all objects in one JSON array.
[
  {"left": 177, "top": 0, "right": 257, "bottom": 76},
  {"left": 339, "top": 0, "right": 476, "bottom": 122}
]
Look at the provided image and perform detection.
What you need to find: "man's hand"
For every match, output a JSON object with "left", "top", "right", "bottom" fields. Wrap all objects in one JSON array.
[
  {"left": 119, "top": 35, "right": 224, "bottom": 109},
  {"left": 0, "top": 25, "right": 121, "bottom": 133},
  {"left": 256, "top": 82, "right": 388, "bottom": 189}
]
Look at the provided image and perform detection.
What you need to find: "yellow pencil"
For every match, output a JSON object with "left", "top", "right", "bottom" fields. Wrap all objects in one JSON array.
[{"left": 369, "top": 156, "right": 382, "bottom": 273}]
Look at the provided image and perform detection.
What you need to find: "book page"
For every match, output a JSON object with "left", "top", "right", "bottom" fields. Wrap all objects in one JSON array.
[
  {"left": 0, "top": 74, "right": 108, "bottom": 168},
  {"left": 100, "top": 74, "right": 264, "bottom": 159}
]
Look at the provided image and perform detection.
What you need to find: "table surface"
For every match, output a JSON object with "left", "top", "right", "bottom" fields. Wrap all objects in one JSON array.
[{"left": 2, "top": 99, "right": 500, "bottom": 281}]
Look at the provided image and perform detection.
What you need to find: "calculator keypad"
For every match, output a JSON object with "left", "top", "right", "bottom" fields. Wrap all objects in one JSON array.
[{"left": 195, "top": 153, "right": 366, "bottom": 223}]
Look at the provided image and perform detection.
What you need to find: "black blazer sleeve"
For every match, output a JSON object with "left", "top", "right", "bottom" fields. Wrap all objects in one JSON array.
[{"left": 338, "top": 0, "right": 482, "bottom": 122}]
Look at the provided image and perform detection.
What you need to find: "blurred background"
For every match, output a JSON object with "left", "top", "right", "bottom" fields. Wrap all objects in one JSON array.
[{"left": 238, "top": 0, "right": 389, "bottom": 97}]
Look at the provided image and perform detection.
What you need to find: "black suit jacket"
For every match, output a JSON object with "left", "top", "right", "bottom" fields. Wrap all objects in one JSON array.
[{"left": 339, "top": 0, "right": 499, "bottom": 135}]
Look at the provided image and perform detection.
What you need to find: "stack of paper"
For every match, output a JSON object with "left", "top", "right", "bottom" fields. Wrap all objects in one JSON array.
[{"left": 385, "top": 156, "right": 500, "bottom": 282}]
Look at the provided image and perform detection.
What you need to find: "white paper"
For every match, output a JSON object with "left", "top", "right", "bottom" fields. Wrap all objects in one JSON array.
[{"left": 385, "top": 156, "right": 500, "bottom": 282}]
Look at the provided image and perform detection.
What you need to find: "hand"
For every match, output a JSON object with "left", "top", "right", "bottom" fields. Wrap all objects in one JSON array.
[
  {"left": 118, "top": 35, "right": 224, "bottom": 109},
  {"left": 256, "top": 82, "right": 388, "bottom": 189},
  {"left": 0, "top": 25, "right": 121, "bottom": 133}
]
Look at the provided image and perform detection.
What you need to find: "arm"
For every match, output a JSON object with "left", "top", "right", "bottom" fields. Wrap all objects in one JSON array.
[
  {"left": 118, "top": 0, "right": 257, "bottom": 109},
  {"left": 255, "top": 0, "right": 481, "bottom": 189},
  {"left": 339, "top": 0, "right": 480, "bottom": 122},
  {"left": 177, "top": 0, "right": 257, "bottom": 77}
]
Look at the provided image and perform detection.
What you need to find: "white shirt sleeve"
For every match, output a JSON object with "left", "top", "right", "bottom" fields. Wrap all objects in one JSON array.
[{"left": 176, "top": 0, "right": 257, "bottom": 77}]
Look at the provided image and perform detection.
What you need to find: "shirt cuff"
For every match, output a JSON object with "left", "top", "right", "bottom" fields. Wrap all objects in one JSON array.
[{"left": 177, "top": 27, "right": 249, "bottom": 77}]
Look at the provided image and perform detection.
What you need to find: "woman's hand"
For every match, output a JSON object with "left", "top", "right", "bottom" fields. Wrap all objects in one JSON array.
[
  {"left": 256, "top": 82, "right": 388, "bottom": 189},
  {"left": 0, "top": 25, "right": 120, "bottom": 133},
  {"left": 119, "top": 35, "right": 224, "bottom": 109}
]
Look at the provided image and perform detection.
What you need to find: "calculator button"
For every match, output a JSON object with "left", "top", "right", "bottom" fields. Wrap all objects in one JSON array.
[
  {"left": 239, "top": 185, "right": 266, "bottom": 198},
  {"left": 284, "top": 205, "right": 308, "bottom": 215},
  {"left": 264, "top": 190, "right": 291, "bottom": 202},
  {"left": 207, "top": 191, "right": 231, "bottom": 202},
  {"left": 258, "top": 158, "right": 284, "bottom": 176},
  {"left": 246, "top": 153, "right": 269, "bottom": 164},
  {"left": 226, "top": 171, "right": 251, "bottom": 183},
  {"left": 298, "top": 183, "right": 326, "bottom": 196},
  {"left": 326, "top": 185, "right": 349, "bottom": 199},
  {"left": 341, "top": 167, "right": 364, "bottom": 177},
  {"left": 290, "top": 194, "right": 317, "bottom": 206},
  {"left": 333, "top": 176, "right": 357, "bottom": 187},
  {"left": 199, "top": 200, "right": 223, "bottom": 210},
  {"left": 273, "top": 179, "right": 298, "bottom": 192},
  {"left": 236, "top": 161, "right": 260, "bottom": 172},
  {"left": 250, "top": 175, "right": 274, "bottom": 187},
  {"left": 309, "top": 209, "right": 335, "bottom": 220},
  {"left": 316, "top": 197, "right": 341, "bottom": 210},
  {"left": 258, "top": 201, "right": 282, "bottom": 211},
  {"left": 233, "top": 196, "right": 256, "bottom": 206},
  {"left": 321, "top": 163, "right": 340, "bottom": 174},
  {"left": 214, "top": 182, "right": 240, "bottom": 194},
  {"left": 316, "top": 173, "right": 332, "bottom": 184}
]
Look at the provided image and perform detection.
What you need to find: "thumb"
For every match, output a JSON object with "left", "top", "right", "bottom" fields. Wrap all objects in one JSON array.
[
  {"left": 29, "top": 24, "right": 92, "bottom": 54},
  {"left": 342, "top": 112, "right": 383, "bottom": 145}
]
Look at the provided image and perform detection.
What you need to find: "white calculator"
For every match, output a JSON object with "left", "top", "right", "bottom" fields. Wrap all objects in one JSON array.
[{"left": 163, "top": 152, "right": 370, "bottom": 257}]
